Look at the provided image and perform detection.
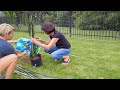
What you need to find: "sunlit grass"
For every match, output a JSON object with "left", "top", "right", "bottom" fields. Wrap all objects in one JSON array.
[{"left": 12, "top": 31, "right": 120, "bottom": 79}]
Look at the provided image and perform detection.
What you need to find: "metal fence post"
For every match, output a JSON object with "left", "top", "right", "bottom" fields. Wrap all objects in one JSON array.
[{"left": 69, "top": 11, "right": 72, "bottom": 37}]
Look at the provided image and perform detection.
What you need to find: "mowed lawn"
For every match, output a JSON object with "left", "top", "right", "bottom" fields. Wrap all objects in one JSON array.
[{"left": 12, "top": 31, "right": 120, "bottom": 79}]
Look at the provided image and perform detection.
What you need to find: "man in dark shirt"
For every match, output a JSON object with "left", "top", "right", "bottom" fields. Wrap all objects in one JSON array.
[
  {"left": 30, "top": 21, "right": 71, "bottom": 65},
  {"left": 0, "top": 23, "right": 27, "bottom": 79}
]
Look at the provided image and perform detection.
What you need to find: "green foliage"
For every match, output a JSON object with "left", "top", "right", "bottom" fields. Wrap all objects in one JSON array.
[
  {"left": 1, "top": 11, "right": 120, "bottom": 31},
  {"left": 75, "top": 11, "right": 120, "bottom": 30}
]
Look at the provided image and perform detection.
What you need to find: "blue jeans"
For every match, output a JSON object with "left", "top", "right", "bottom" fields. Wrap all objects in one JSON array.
[{"left": 44, "top": 46, "right": 71, "bottom": 61}]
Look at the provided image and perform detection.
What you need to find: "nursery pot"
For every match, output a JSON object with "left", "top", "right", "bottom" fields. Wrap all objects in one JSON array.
[{"left": 30, "top": 54, "right": 42, "bottom": 67}]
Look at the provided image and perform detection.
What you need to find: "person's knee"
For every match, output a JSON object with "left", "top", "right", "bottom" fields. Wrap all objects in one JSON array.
[{"left": 10, "top": 54, "right": 18, "bottom": 62}]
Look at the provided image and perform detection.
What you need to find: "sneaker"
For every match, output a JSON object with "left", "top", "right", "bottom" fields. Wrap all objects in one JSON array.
[{"left": 62, "top": 59, "right": 70, "bottom": 65}]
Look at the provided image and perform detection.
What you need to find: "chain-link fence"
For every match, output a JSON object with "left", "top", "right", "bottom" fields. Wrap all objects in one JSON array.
[{"left": 0, "top": 11, "right": 120, "bottom": 40}]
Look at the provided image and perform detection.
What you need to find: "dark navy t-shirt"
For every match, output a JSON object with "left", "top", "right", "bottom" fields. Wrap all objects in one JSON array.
[
  {"left": 50, "top": 30, "right": 71, "bottom": 49},
  {"left": 0, "top": 39, "right": 17, "bottom": 59}
]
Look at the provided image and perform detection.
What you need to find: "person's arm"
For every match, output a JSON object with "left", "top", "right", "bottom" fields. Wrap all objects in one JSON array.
[
  {"left": 35, "top": 36, "right": 50, "bottom": 45},
  {"left": 17, "top": 51, "right": 28, "bottom": 58},
  {"left": 30, "top": 37, "right": 59, "bottom": 50},
  {"left": 7, "top": 40, "right": 18, "bottom": 44}
]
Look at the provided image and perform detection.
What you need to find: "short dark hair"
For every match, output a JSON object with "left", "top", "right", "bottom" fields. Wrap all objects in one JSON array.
[{"left": 41, "top": 22, "right": 55, "bottom": 34}]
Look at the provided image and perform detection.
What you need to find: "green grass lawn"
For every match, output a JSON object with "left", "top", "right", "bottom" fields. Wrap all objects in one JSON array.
[{"left": 12, "top": 31, "right": 120, "bottom": 79}]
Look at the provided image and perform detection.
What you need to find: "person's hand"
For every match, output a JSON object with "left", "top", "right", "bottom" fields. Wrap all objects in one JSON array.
[
  {"left": 22, "top": 50, "right": 28, "bottom": 55},
  {"left": 35, "top": 36, "right": 42, "bottom": 41},
  {"left": 30, "top": 37, "right": 38, "bottom": 44},
  {"left": 17, "top": 50, "right": 28, "bottom": 58},
  {"left": 16, "top": 49, "right": 21, "bottom": 53}
]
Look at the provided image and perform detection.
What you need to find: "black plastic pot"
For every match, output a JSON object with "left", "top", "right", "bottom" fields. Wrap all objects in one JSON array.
[{"left": 30, "top": 54, "right": 42, "bottom": 67}]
